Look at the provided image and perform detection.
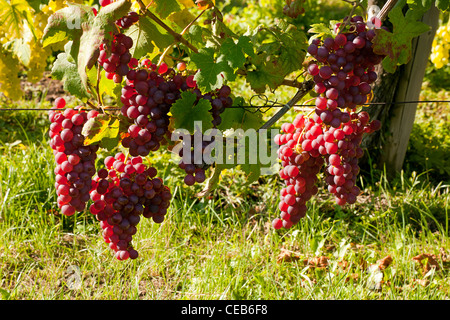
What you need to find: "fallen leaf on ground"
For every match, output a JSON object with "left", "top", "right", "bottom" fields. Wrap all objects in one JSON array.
[
  {"left": 304, "top": 256, "right": 329, "bottom": 268},
  {"left": 414, "top": 279, "right": 430, "bottom": 287},
  {"left": 377, "top": 255, "right": 393, "bottom": 270},
  {"left": 345, "top": 273, "right": 359, "bottom": 283},
  {"left": 439, "top": 247, "right": 450, "bottom": 262},
  {"left": 338, "top": 260, "right": 349, "bottom": 270},
  {"left": 412, "top": 253, "right": 440, "bottom": 274},
  {"left": 277, "top": 248, "right": 301, "bottom": 263}
]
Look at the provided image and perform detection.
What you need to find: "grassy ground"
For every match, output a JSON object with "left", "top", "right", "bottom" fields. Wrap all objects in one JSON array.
[{"left": 0, "top": 98, "right": 449, "bottom": 300}]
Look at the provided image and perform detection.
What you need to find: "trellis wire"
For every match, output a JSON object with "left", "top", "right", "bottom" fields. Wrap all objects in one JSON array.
[
  {"left": 1, "top": 99, "right": 448, "bottom": 113},
  {"left": 1, "top": 98, "right": 449, "bottom": 132}
]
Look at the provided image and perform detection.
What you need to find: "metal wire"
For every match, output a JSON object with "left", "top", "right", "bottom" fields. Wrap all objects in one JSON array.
[{"left": 0, "top": 99, "right": 449, "bottom": 112}]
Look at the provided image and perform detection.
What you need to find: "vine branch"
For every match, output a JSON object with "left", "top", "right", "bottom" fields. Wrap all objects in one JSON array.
[
  {"left": 258, "top": 79, "right": 314, "bottom": 131},
  {"left": 377, "top": 0, "right": 399, "bottom": 22}
]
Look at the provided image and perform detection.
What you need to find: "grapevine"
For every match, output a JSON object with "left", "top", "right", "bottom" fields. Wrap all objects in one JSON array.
[{"left": 35, "top": 0, "right": 441, "bottom": 260}]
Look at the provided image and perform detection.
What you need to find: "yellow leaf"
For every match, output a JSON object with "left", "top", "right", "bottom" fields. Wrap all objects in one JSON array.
[
  {"left": 168, "top": 8, "right": 195, "bottom": 29},
  {"left": 177, "top": 0, "right": 195, "bottom": 8}
]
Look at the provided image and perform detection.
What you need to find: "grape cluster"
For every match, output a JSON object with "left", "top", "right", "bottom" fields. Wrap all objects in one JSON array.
[
  {"left": 48, "top": 97, "right": 99, "bottom": 216},
  {"left": 307, "top": 16, "right": 383, "bottom": 128},
  {"left": 177, "top": 133, "right": 213, "bottom": 186},
  {"left": 90, "top": 153, "right": 172, "bottom": 260},
  {"left": 115, "top": 11, "right": 139, "bottom": 29},
  {"left": 98, "top": 33, "right": 133, "bottom": 83},
  {"left": 283, "top": 0, "right": 306, "bottom": 19},
  {"left": 120, "top": 63, "right": 181, "bottom": 157},
  {"left": 273, "top": 16, "right": 384, "bottom": 229},
  {"left": 323, "top": 111, "right": 380, "bottom": 206},
  {"left": 177, "top": 84, "right": 233, "bottom": 186},
  {"left": 273, "top": 114, "right": 323, "bottom": 229},
  {"left": 430, "top": 25, "right": 450, "bottom": 69}
]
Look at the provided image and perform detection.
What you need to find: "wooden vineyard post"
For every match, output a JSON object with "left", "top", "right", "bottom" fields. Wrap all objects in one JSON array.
[{"left": 378, "top": 4, "right": 440, "bottom": 176}]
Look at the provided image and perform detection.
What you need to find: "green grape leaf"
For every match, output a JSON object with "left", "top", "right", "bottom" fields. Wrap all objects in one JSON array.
[
  {"left": 307, "top": 22, "right": 334, "bottom": 42},
  {"left": 51, "top": 42, "right": 90, "bottom": 100},
  {"left": 125, "top": 15, "right": 174, "bottom": 59},
  {"left": 372, "top": 4, "right": 430, "bottom": 73},
  {"left": 100, "top": 135, "right": 121, "bottom": 151},
  {"left": 239, "top": 161, "right": 263, "bottom": 185},
  {"left": 185, "top": 24, "right": 210, "bottom": 48},
  {"left": 436, "top": 0, "right": 450, "bottom": 11},
  {"left": 406, "top": 0, "right": 432, "bottom": 20},
  {"left": 218, "top": 105, "right": 264, "bottom": 132},
  {"left": 259, "top": 22, "right": 307, "bottom": 76},
  {"left": 171, "top": 91, "right": 214, "bottom": 134},
  {"left": 219, "top": 36, "right": 254, "bottom": 70},
  {"left": 211, "top": 17, "right": 237, "bottom": 42},
  {"left": 246, "top": 53, "right": 285, "bottom": 93},
  {"left": 243, "top": 22, "right": 306, "bottom": 92},
  {"left": 220, "top": 107, "right": 264, "bottom": 183},
  {"left": 152, "top": 0, "right": 181, "bottom": 19},
  {"left": 190, "top": 47, "right": 235, "bottom": 92},
  {"left": 42, "top": 2, "right": 94, "bottom": 48}
]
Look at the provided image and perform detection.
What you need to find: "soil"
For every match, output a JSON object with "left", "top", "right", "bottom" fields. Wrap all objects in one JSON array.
[{"left": 20, "top": 71, "right": 66, "bottom": 103}]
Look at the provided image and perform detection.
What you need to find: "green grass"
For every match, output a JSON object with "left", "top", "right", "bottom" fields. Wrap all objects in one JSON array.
[{"left": 0, "top": 106, "right": 450, "bottom": 300}]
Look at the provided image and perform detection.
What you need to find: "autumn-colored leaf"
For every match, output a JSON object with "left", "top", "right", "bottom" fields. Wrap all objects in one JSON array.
[
  {"left": 276, "top": 248, "right": 301, "bottom": 263},
  {"left": 439, "top": 247, "right": 450, "bottom": 262},
  {"left": 338, "top": 260, "right": 349, "bottom": 269},
  {"left": 195, "top": 0, "right": 214, "bottom": 10},
  {"left": 304, "top": 256, "right": 329, "bottom": 268},
  {"left": 412, "top": 253, "right": 440, "bottom": 275},
  {"left": 345, "top": 273, "right": 359, "bottom": 283},
  {"left": 377, "top": 255, "right": 393, "bottom": 270},
  {"left": 414, "top": 279, "right": 430, "bottom": 287}
]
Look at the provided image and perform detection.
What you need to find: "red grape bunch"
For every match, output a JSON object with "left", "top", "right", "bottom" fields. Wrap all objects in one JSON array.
[
  {"left": 272, "top": 114, "right": 323, "bottom": 230},
  {"left": 120, "top": 61, "right": 183, "bottom": 157},
  {"left": 273, "top": 15, "right": 385, "bottom": 230},
  {"left": 97, "top": 33, "right": 134, "bottom": 83},
  {"left": 283, "top": 0, "right": 306, "bottom": 19},
  {"left": 177, "top": 84, "right": 234, "bottom": 186},
  {"left": 48, "top": 97, "right": 100, "bottom": 216},
  {"left": 99, "top": 0, "right": 139, "bottom": 28},
  {"left": 115, "top": 11, "right": 139, "bottom": 29},
  {"left": 89, "top": 153, "right": 172, "bottom": 261}
]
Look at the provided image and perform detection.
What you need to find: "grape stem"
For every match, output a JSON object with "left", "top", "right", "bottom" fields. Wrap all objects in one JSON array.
[
  {"left": 180, "top": 9, "right": 207, "bottom": 36},
  {"left": 96, "top": 63, "right": 102, "bottom": 107},
  {"left": 136, "top": 0, "right": 200, "bottom": 53},
  {"left": 294, "top": 107, "right": 316, "bottom": 152},
  {"left": 338, "top": 1, "right": 364, "bottom": 33}
]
